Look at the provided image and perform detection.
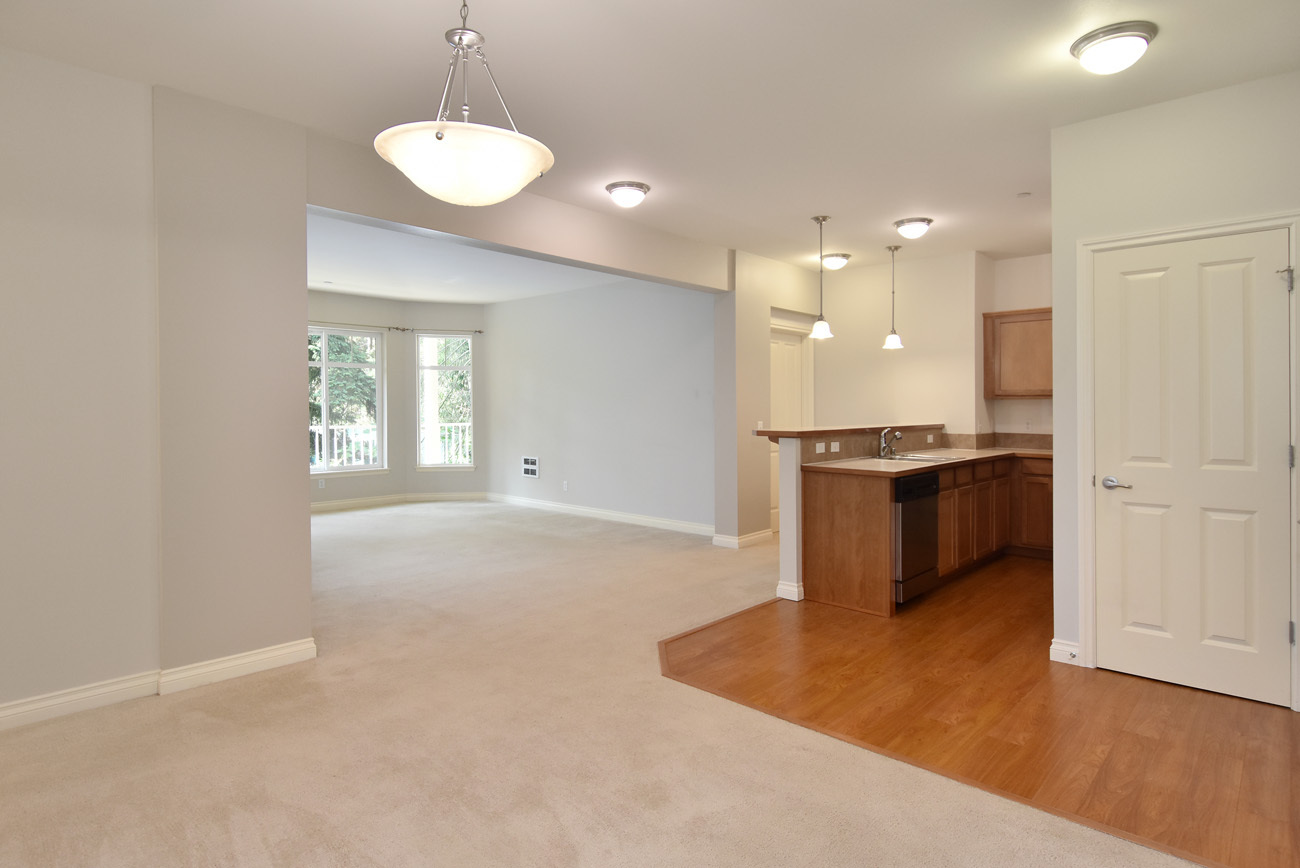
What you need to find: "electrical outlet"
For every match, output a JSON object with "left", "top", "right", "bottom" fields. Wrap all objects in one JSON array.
[
  {"left": 563, "top": 481, "right": 568, "bottom": 492},
  {"left": 830, "top": 442, "right": 840, "bottom": 452},
  {"left": 927, "top": 434, "right": 934, "bottom": 443},
  {"left": 317, "top": 479, "right": 325, "bottom": 489},
  {"left": 815, "top": 442, "right": 826, "bottom": 454}
]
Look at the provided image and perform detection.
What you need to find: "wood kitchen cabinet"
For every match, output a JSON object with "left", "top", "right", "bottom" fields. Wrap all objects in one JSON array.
[
  {"left": 938, "top": 458, "right": 1012, "bottom": 578},
  {"left": 1010, "top": 456, "right": 1053, "bottom": 556},
  {"left": 984, "top": 307, "right": 1052, "bottom": 398}
]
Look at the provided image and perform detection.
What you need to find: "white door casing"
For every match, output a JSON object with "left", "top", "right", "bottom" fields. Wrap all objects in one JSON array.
[
  {"left": 1093, "top": 227, "right": 1292, "bottom": 706},
  {"left": 770, "top": 329, "right": 806, "bottom": 531}
]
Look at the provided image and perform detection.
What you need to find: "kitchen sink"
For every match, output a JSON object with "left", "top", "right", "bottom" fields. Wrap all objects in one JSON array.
[{"left": 887, "top": 454, "right": 960, "bottom": 462}]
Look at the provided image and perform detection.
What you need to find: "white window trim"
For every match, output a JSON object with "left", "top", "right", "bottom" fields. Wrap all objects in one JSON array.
[
  {"left": 415, "top": 331, "right": 474, "bottom": 469},
  {"left": 309, "top": 325, "right": 387, "bottom": 474}
]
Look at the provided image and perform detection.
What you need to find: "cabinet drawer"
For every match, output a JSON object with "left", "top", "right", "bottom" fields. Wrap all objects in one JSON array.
[
  {"left": 937, "top": 467, "right": 955, "bottom": 491},
  {"left": 954, "top": 464, "right": 974, "bottom": 486},
  {"left": 1020, "top": 457, "right": 1053, "bottom": 476},
  {"left": 974, "top": 461, "right": 993, "bottom": 481},
  {"left": 993, "top": 458, "right": 1013, "bottom": 478}
]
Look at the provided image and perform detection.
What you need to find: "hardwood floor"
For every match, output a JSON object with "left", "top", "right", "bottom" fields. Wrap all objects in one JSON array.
[{"left": 659, "top": 557, "right": 1300, "bottom": 868}]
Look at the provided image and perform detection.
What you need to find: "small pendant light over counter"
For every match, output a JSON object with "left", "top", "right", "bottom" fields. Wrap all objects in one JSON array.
[
  {"left": 810, "top": 216, "right": 833, "bottom": 340},
  {"left": 374, "top": 0, "right": 554, "bottom": 207},
  {"left": 883, "top": 245, "right": 903, "bottom": 350}
]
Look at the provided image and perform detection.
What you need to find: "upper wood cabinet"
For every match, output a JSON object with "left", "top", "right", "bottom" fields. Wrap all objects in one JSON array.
[{"left": 983, "top": 307, "right": 1052, "bottom": 398}]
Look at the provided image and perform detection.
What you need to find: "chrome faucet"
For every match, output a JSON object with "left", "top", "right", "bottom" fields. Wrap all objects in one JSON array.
[{"left": 879, "top": 428, "right": 903, "bottom": 458}]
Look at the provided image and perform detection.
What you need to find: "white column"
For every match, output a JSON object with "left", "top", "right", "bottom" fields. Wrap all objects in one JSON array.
[{"left": 775, "top": 436, "right": 804, "bottom": 600}]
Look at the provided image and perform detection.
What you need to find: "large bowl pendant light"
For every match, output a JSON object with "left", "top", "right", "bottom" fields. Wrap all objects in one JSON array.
[
  {"left": 374, "top": 2, "right": 554, "bottom": 207},
  {"left": 810, "top": 216, "right": 833, "bottom": 340}
]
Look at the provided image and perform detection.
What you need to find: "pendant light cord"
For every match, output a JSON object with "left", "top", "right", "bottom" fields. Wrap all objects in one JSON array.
[{"left": 888, "top": 244, "right": 899, "bottom": 331}]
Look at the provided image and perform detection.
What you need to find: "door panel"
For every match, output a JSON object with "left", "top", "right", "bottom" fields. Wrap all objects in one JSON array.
[{"left": 1094, "top": 228, "right": 1291, "bottom": 706}]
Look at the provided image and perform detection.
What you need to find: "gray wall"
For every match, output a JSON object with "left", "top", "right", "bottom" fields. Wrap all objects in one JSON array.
[
  {"left": 485, "top": 282, "right": 716, "bottom": 527},
  {"left": 154, "top": 87, "right": 313, "bottom": 669},
  {"left": 1051, "top": 70, "right": 1300, "bottom": 645},
  {"left": 0, "top": 51, "right": 160, "bottom": 702}
]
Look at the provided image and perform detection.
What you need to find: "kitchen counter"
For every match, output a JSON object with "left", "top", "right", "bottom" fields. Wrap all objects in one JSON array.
[
  {"left": 757, "top": 424, "right": 1051, "bottom": 606},
  {"left": 805, "top": 447, "right": 1052, "bottom": 477}
]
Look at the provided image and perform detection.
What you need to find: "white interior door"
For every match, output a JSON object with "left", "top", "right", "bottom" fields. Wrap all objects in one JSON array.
[
  {"left": 1093, "top": 227, "right": 1292, "bottom": 706},
  {"left": 770, "top": 330, "right": 805, "bottom": 532}
]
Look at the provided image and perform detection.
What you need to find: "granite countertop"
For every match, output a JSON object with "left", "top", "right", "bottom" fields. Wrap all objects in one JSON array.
[{"left": 803, "top": 447, "right": 1052, "bottom": 478}]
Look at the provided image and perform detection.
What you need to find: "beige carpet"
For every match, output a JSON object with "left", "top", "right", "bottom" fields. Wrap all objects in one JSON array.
[{"left": 0, "top": 502, "right": 1193, "bottom": 867}]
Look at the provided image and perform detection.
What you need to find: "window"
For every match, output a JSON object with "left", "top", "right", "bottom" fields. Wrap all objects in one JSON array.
[
  {"left": 417, "top": 333, "right": 473, "bottom": 466},
  {"left": 309, "top": 327, "right": 384, "bottom": 472}
]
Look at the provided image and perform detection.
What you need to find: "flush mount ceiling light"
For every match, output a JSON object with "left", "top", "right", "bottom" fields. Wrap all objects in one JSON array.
[
  {"left": 1070, "top": 21, "right": 1158, "bottom": 75},
  {"left": 822, "top": 253, "right": 851, "bottom": 271},
  {"left": 883, "top": 245, "right": 903, "bottom": 350},
  {"left": 374, "top": 0, "right": 554, "bottom": 207},
  {"left": 605, "top": 181, "right": 650, "bottom": 208},
  {"left": 894, "top": 217, "right": 933, "bottom": 240},
  {"left": 810, "top": 216, "right": 834, "bottom": 340}
]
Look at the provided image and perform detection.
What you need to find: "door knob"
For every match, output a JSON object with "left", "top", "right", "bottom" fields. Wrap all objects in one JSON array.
[{"left": 1101, "top": 475, "right": 1132, "bottom": 490}]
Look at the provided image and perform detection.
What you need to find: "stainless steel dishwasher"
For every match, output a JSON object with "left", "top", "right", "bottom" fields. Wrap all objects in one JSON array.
[{"left": 893, "top": 472, "right": 940, "bottom": 604}]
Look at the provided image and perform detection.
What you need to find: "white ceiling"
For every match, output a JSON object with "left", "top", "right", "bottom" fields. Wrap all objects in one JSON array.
[{"left": 5, "top": 0, "right": 1299, "bottom": 300}]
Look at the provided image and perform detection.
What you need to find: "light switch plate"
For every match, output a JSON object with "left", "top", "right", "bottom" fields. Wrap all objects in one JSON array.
[
  {"left": 815, "top": 442, "right": 826, "bottom": 454},
  {"left": 830, "top": 442, "right": 840, "bottom": 452}
]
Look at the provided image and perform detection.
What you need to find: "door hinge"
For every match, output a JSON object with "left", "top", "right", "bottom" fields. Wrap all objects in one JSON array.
[
  {"left": 1280, "top": 266, "right": 1295, "bottom": 292},
  {"left": 1291, "top": 445, "right": 1295, "bottom": 468},
  {"left": 1291, "top": 621, "right": 1296, "bottom": 646}
]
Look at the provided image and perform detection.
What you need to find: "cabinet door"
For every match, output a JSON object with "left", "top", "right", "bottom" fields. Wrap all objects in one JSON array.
[
  {"left": 994, "top": 476, "right": 1012, "bottom": 550},
  {"left": 955, "top": 486, "right": 975, "bottom": 568},
  {"left": 973, "top": 480, "right": 995, "bottom": 559},
  {"left": 937, "top": 489, "right": 957, "bottom": 576},
  {"left": 1021, "top": 475, "right": 1053, "bottom": 549},
  {"left": 984, "top": 308, "right": 1052, "bottom": 398}
]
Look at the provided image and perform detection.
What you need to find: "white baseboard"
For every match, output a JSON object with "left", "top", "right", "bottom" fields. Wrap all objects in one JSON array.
[
  {"left": 158, "top": 638, "right": 317, "bottom": 695},
  {"left": 712, "top": 529, "right": 775, "bottom": 549},
  {"left": 0, "top": 671, "right": 159, "bottom": 732},
  {"left": 487, "top": 493, "right": 713, "bottom": 537},
  {"left": 311, "top": 494, "right": 407, "bottom": 513},
  {"left": 1049, "top": 639, "right": 1084, "bottom": 666},
  {"left": 406, "top": 492, "right": 487, "bottom": 504},
  {"left": 312, "top": 492, "right": 487, "bottom": 513},
  {"left": 776, "top": 580, "right": 804, "bottom": 601}
]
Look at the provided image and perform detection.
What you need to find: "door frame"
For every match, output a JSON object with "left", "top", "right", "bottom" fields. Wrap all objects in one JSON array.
[
  {"left": 1075, "top": 212, "right": 1300, "bottom": 711},
  {"left": 770, "top": 309, "right": 816, "bottom": 424}
]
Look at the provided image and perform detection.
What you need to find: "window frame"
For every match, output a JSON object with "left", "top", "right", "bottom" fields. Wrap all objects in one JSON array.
[
  {"left": 415, "top": 332, "right": 475, "bottom": 469},
  {"left": 309, "top": 325, "right": 387, "bottom": 475}
]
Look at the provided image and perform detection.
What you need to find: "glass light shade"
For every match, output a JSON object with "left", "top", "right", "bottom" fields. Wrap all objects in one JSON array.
[
  {"left": 810, "top": 316, "right": 833, "bottom": 340},
  {"left": 894, "top": 218, "right": 932, "bottom": 240},
  {"left": 1071, "top": 22, "right": 1157, "bottom": 75},
  {"left": 822, "top": 253, "right": 850, "bottom": 271},
  {"left": 374, "top": 120, "right": 555, "bottom": 207},
  {"left": 883, "top": 331, "right": 903, "bottom": 350},
  {"left": 1075, "top": 34, "right": 1150, "bottom": 74},
  {"left": 606, "top": 182, "right": 649, "bottom": 208}
]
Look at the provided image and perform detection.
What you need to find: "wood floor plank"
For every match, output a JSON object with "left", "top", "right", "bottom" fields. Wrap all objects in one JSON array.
[{"left": 658, "top": 556, "right": 1300, "bottom": 868}]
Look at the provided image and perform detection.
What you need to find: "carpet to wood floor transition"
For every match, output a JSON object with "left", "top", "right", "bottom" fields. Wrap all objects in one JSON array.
[{"left": 659, "top": 556, "right": 1300, "bottom": 868}]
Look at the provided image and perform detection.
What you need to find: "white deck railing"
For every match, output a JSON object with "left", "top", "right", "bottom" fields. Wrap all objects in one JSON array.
[
  {"left": 310, "top": 423, "right": 473, "bottom": 468},
  {"left": 421, "top": 422, "right": 472, "bottom": 466},
  {"left": 310, "top": 424, "right": 378, "bottom": 468}
]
